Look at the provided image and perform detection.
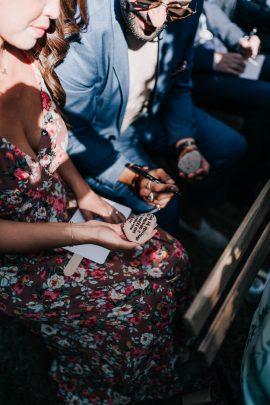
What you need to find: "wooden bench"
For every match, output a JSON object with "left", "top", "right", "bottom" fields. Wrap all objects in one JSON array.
[{"left": 183, "top": 179, "right": 270, "bottom": 366}]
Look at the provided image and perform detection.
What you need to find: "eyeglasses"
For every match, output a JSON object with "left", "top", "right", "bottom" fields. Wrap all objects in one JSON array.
[{"left": 128, "top": 1, "right": 196, "bottom": 22}]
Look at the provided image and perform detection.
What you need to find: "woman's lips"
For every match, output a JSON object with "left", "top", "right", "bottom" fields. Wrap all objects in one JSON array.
[{"left": 31, "top": 26, "right": 48, "bottom": 38}]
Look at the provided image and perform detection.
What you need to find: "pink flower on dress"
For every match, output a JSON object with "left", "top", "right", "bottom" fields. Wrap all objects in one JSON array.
[
  {"left": 124, "top": 285, "right": 134, "bottom": 295},
  {"left": 5, "top": 151, "right": 14, "bottom": 160},
  {"left": 92, "top": 269, "right": 106, "bottom": 279},
  {"left": 140, "top": 246, "right": 160, "bottom": 266},
  {"left": 39, "top": 270, "right": 48, "bottom": 280},
  {"left": 55, "top": 257, "right": 65, "bottom": 264},
  {"left": 53, "top": 197, "right": 65, "bottom": 213},
  {"left": 13, "top": 147, "right": 23, "bottom": 156},
  {"left": 129, "top": 316, "right": 141, "bottom": 325},
  {"left": 175, "top": 248, "right": 184, "bottom": 258},
  {"left": 12, "top": 282, "right": 24, "bottom": 295},
  {"left": 94, "top": 333, "right": 104, "bottom": 342},
  {"left": 129, "top": 348, "right": 144, "bottom": 357},
  {"left": 14, "top": 168, "right": 30, "bottom": 180},
  {"left": 90, "top": 290, "right": 104, "bottom": 299},
  {"left": 112, "top": 333, "right": 121, "bottom": 341},
  {"left": 41, "top": 91, "right": 52, "bottom": 110},
  {"left": 85, "top": 315, "right": 97, "bottom": 326},
  {"left": 21, "top": 274, "right": 30, "bottom": 283},
  {"left": 43, "top": 290, "right": 60, "bottom": 301}
]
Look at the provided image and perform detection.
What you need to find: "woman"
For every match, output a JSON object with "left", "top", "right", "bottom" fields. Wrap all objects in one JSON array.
[{"left": 0, "top": 0, "right": 191, "bottom": 403}]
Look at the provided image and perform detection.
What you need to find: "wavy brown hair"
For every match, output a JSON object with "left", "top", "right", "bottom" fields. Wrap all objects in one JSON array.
[{"left": 33, "top": 0, "right": 88, "bottom": 107}]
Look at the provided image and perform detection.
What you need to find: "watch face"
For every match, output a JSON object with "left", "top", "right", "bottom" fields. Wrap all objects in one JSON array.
[{"left": 177, "top": 150, "right": 201, "bottom": 174}]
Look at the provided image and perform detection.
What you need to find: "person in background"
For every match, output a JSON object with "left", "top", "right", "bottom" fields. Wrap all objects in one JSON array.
[
  {"left": 192, "top": 0, "right": 270, "bottom": 202},
  {"left": 55, "top": 0, "right": 247, "bottom": 248},
  {"left": 241, "top": 277, "right": 270, "bottom": 404},
  {"left": 0, "top": 0, "right": 194, "bottom": 403},
  {"left": 217, "top": 0, "right": 270, "bottom": 52}
]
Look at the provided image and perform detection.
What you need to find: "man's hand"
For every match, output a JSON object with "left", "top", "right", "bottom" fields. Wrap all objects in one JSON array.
[
  {"left": 176, "top": 139, "right": 210, "bottom": 181},
  {"left": 77, "top": 191, "right": 126, "bottom": 223},
  {"left": 239, "top": 35, "right": 261, "bottom": 59},
  {"left": 214, "top": 52, "right": 246, "bottom": 75}
]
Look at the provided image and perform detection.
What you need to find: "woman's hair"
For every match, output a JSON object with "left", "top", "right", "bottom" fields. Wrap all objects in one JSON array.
[{"left": 34, "top": 0, "right": 88, "bottom": 106}]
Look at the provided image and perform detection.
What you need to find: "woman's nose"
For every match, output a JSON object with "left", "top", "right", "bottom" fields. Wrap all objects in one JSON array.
[{"left": 44, "top": 0, "right": 60, "bottom": 20}]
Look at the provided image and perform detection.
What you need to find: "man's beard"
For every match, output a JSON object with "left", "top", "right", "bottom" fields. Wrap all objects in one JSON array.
[{"left": 119, "top": 0, "right": 165, "bottom": 42}]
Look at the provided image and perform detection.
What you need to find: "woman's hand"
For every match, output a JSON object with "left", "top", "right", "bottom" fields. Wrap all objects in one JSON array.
[
  {"left": 77, "top": 190, "right": 126, "bottom": 223},
  {"left": 118, "top": 166, "right": 179, "bottom": 210},
  {"left": 136, "top": 168, "right": 179, "bottom": 210},
  {"left": 73, "top": 220, "right": 141, "bottom": 251}
]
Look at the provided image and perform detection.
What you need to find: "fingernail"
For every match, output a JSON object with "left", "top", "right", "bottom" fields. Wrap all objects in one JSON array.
[
  {"left": 135, "top": 246, "right": 143, "bottom": 250},
  {"left": 170, "top": 186, "right": 178, "bottom": 192}
]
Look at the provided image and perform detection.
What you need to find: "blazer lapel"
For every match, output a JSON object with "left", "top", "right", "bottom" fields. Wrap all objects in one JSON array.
[{"left": 112, "top": 0, "right": 129, "bottom": 129}]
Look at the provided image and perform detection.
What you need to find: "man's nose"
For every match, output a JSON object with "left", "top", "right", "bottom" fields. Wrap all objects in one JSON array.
[{"left": 148, "top": 4, "right": 167, "bottom": 27}]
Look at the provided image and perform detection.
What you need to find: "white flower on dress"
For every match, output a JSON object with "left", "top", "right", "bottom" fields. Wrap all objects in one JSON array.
[
  {"left": 33, "top": 206, "right": 47, "bottom": 220},
  {"left": 26, "top": 301, "right": 43, "bottom": 312},
  {"left": 20, "top": 202, "right": 32, "bottom": 212},
  {"left": 69, "top": 395, "right": 83, "bottom": 405},
  {"left": 111, "top": 304, "right": 133, "bottom": 317},
  {"left": 73, "top": 363, "right": 84, "bottom": 375},
  {"left": 39, "top": 154, "right": 52, "bottom": 167},
  {"left": 147, "top": 267, "right": 163, "bottom": 278},
  {"left": 41, "top": 323, "right": 57, "bottom": 335},
  {"left": 71, "top": 266, "right": 86, "bottom": 283},
  {"left": 50, "top": 300, "right": 65, "bottom": 309},
  {"left": 140, "top": 332, "right": 154, "bottom": 347},
  {"left": 47, "top": 274, "right": 65, "bottom": 289},
  {"left": 127, "top": 267, "right": 139, "bottom": 274},
  {"left": 132, "top": 279, "right": 150, "bottom": 290},
  {"left": 109, "top": 289, "right": 126, "bottom": 300}
]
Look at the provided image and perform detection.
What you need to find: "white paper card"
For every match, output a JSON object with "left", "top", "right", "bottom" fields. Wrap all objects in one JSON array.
[
  {"left": 240, "top": 54, "right": 265, "bottom": 80},
  {"left": 64, "top": 199, "right": 132, "bottom": 264}
]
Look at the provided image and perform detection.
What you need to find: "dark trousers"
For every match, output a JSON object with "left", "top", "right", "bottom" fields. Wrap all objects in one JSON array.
[{"left": 193, "top": 55, "right": 270, "bottom": 198}]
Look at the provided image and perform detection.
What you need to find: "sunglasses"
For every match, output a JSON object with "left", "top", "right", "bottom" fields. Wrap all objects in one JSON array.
[{"left": 128, "top": 1, "right": 196, "bottom": 22}]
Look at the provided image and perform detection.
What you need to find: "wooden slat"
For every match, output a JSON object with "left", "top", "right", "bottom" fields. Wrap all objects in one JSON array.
[
  {"left": 184, "top": 179, "right": 270, "bottom": 337},
  {"left": 198, "top": 221, "right": 270, "bottom": 365}
]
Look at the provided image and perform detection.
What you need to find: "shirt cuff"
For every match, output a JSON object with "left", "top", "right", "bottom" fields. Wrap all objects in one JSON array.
[{"left": 95, "top": 155, "right": 130, "bottom": 189}]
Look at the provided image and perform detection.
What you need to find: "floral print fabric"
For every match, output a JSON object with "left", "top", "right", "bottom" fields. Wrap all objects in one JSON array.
[{"left": 0, "top": 59, "right": 191, "bottom": 404}]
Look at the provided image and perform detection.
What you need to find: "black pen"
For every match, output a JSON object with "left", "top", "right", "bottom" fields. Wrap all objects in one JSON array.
[{"left": 125, "top": 163, "right": 181, "bottom": 196}]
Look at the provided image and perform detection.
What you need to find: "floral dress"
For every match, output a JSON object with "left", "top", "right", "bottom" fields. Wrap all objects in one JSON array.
[{"left": 0, "top": 57, "right": 191, "bottom": 405}]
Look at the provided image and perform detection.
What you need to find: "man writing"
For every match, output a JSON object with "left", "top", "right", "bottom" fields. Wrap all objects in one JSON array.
[{"left": 56, "top": 0, "right": 246, "bottom": 247}]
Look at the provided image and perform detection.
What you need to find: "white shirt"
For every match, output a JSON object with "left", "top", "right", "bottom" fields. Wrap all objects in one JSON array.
[{"left": 121, "top": 34, "right": 158, "bottom": 133}]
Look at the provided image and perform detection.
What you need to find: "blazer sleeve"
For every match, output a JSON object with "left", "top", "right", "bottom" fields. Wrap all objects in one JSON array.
[
  {"left": 204, "top": 1, "right": 245, "bottom": 49},
  {"left": 56, "top": 38, "right": 125, "bottom": 186},
  {"left": 160, "top": 44, "right": 198, "bottom": 146}
]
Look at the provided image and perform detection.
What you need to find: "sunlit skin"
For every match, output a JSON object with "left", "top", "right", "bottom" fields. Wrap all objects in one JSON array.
[
  {"left": 0, "top": 0, "right": 142, "bottom": 253},
  {"left": 0, "top": 0, "right": 60, "bottom": 50}
]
